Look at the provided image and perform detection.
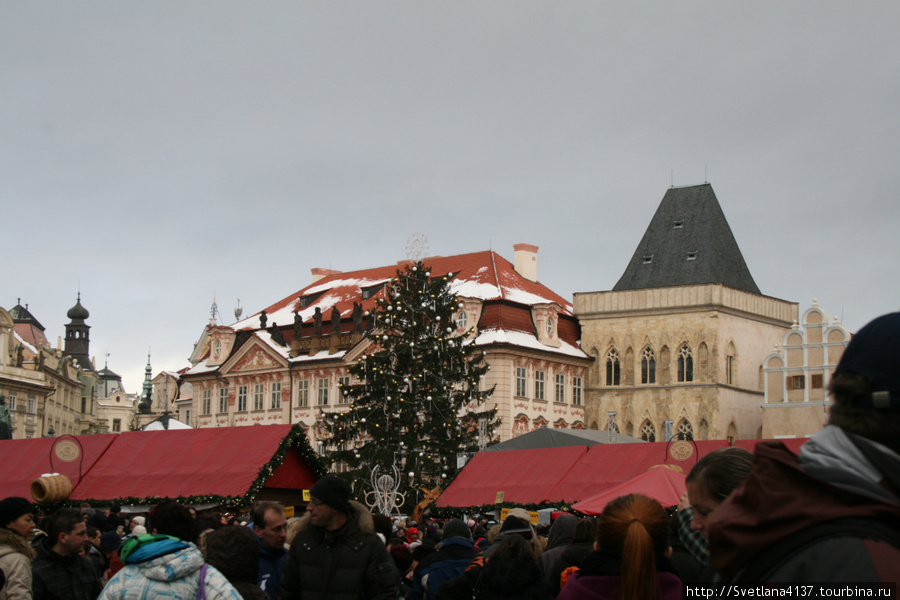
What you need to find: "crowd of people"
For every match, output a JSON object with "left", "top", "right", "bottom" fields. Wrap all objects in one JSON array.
[{"left": 1, "top": 310, "right": 899, "bottom": 599}]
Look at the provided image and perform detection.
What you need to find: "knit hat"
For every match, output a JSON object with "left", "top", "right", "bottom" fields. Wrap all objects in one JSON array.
[
  {"left": 131, "top": 516, "right": 145, "bottom": 527},
  {"left": 132, "top": 525, "right": 147, "bottom": 536},
  {"left": 442, "top": 518, "right": 471, "bottom": 541},
  {"left": 0, "top": 497, "right": 33, "bottom": 528},
  {"left": 99, "top": 531, "right": 122, "bottom": 553},
  {"left": 406, "top": 527, "right": 420, "bottom": 542},
  {"left": 835, "top": 312, "right": 900, "bottom": 412},
  {"left": 309, "top": 475, "right": 351, "bottom": 513},
  {"left": 499, "top": 515, "right": 533, "bottom": 539}
]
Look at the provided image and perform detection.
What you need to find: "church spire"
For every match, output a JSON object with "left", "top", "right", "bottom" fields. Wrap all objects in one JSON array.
[{"left": 139, "top": 350, "right": 153, "bottom": 413}]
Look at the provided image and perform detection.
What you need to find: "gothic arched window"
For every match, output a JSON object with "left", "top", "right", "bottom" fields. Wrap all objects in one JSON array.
[
  {"left": 606, "top": 349, "right": 621, "bottom": 386},
  {"left": 677, "top": 344, "right": 694, "bottom": 382},
  {"left": 676, "top": 418, "right": 694, "bottom": 441},
  {"left": 640, "top": 420, "right": 656, "bottom": 442},
  {"left": 641, "top": 347, "right": 656, "bottom": 384}
]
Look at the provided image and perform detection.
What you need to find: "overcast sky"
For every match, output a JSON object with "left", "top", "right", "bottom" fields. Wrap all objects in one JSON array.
[{"left": 3, "top": 2, "right": 899, "bottom": 393}]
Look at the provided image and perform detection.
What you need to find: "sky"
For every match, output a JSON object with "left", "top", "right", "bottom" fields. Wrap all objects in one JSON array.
[{"left": 3, "top": 2, "right": 899, "bottom": 394}]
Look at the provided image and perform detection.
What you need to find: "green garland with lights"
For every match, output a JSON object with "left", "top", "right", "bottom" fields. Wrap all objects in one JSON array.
[{"left": 52, "top": 423, "right": 326, "bottom": 510}]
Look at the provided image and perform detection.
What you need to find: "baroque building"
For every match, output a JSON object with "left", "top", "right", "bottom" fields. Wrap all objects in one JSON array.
[
  {"left": 180, "top": 246, "right": 593, "bottom": 450},
  {"left": 575, "top": 184, "right": 798, "bottom": 442}
]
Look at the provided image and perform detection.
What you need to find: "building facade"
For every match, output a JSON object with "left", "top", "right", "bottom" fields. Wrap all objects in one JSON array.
[
  {"left": 761, "top": 300, "right": 850, "bottom": 438},
  {"left": 180, "top": 247, "right": 593, "bottom": 450},
  {"left": 576, "top": 184, "right": 798, "bottom": 442}
]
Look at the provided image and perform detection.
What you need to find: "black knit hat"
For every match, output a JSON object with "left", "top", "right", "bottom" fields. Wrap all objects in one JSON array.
[
  {"left": 442, "top": 518, "right": 472, "bottom": 541},
  {"left": 0, "top": 497, "right": 33, "bottom": 528},
  {"left": 310, "top": 475, "right": 352, "bottom": 513},
  {"left": 835, "top": 312, "right": 900, "bottom": 412},
  {"left": 498, "top": 515, "right": 533, "bottom": 539}
]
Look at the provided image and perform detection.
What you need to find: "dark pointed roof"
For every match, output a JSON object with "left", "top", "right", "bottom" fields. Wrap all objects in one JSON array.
[
  {"left": 67, "top": 294, "right": 90, "bottom": 321},
  {"left": 613, "top": 184, "right": 760, "bottom": 294},
  {"left": 10, "top": 301, "right": 45, "bottom": 331}
]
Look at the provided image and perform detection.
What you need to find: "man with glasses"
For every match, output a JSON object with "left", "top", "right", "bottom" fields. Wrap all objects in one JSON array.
[
  {"left": 252, "top": 501, "right": 288, "bottom": 598},
  {"left": 280, "top": 475, "right": 397, "bottom": 600}
]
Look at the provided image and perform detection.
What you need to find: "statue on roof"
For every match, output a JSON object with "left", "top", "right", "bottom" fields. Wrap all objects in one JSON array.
[
  {"left": 313, "top": 307, "right": 322, "bottom": 336},
  {"left": 331, "top": 307, "right": 341, "bottom": 334},
  {"left": 352, "top": 302, "right": 364, "bottom": 332},
  {"left": 15, "top": 344, "right": 23, "bottom": 368},
  {"left": 0, "top": 395, "right": 10, "bottom": 439},
  {"left": 270, "top": 323, "right": 286, "bottom": 346},
  {"left": 293, "top": 310, "right": 303, "bottom": 339},
  {"left": 259, "top": 310, "right": 268, "bottom": 329}
]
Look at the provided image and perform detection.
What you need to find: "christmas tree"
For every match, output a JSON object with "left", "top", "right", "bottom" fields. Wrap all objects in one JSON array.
[{"left": 325, "top": 261, "right": 498, "bottom": 510}]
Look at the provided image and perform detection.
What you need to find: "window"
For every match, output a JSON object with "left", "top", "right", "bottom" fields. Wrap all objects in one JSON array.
[
  {"left": 677, "top": 344, "right": 693, "bottom": 382},
  {"left": 112, "top": 419, "right": 121, "bottom": 433},
  {"left": 641, "top": 347, "right": 656, "bottom": 384},
  {"left": 606, "top": 349, "right": 621, "bottom": 386},
  {"left": 317, "top": 378, "right": 329, "bottom": 406},
  {"left": 202, "top": 389, "right": 212, "bottom": 415},
  {"left": 546, "top": 317, "right": 554, "bottom": 336},
  {"left": 457, "top": 311, "right": 467, "bottom": 330},
  {"left": 534, "top": 371, "right": 545, "bottom": 401},
  {"left": 271, "top": 382, "right": 282, "bottom": 410},
  {"left": 572, "top": 376, "right": 582, "bottom": 406},
  {"left": 811, "top": 374, "right": 824, "bottom": 389},
  {"left": 237, "top": 386, "right": 248, "bottom": 412},
  {"left": 184, "top": 409, "right": 192, "bottom": 425},
  {"left": 643, "top": 255, "right": 653, "bottom": 264},
  {"left": 726, "top": 355, "right": 735, "bottom": 385},
  {"left": 26, "top": 395, "right": 36, "bottom": 414},
  {"left": 674, "top": 220, "right": 684, "bottom": 228},
  {"left": 676, "top": 419, "right": 694, "bottom": 441},
  {"left": 515, "top": 367, "right": 527, "bottom": 397},
  {"left": 640, "top": 420, "right": 656, "bottom": 442},
  {"left": 686, "top": 251, "right": 698, "bottom": 261},
  {"left": 338, "top": 377, "right": 350, "bottom": 405},
  {"left": 787, "top": 375, "right": 805, "bottom": 390},
  {"left": 218, "top": 388, "right": 228, "bottom": 414},
  {"left": 8, "top": 394, "right": 16, "bottom": 410},
  {"left": 253, "top": 383, "right": 265, "bottom": 411},
  {"left": 555, "top": 373, "right": 565, "bottom": 403},
  {"left": 297, "top": 380, "right": 309, "bottom": 408}
]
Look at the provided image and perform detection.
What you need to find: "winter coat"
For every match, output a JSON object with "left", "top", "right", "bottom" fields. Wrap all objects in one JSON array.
[
  {"left": 204, "top": 525, "right": 270, "bottom": 600},
  {"left": 98, "top": 538, "right": 241, "bottom": 600},
  {"left": 409, "top": 537, "right": 475, "bottom": 600},
  {"left": 556, "top": 551, "right": 682, "bottom": 600},
  {"left": 539, "top": 515, "right": 576, "bottom": 577},
  {"left": 0, "top": 528, "right": 34, "bottom": 600},
  {"left": 257, "top": 533, "right": 287, "bottom": 598},
  {"left": 31, "top": 538, "right": 102, "bottom": 600},
  {"left": 547, "top": 541, "right": 593, "bottom": 597},
  {"left": 708, "top": 426, "right": 900, "bottom": 582},
  {"left": 435, "top": 556, "right": 552, "bottom": 600},
  {"left": 279, "top": 501, "right": 397, "bottom": 600}
]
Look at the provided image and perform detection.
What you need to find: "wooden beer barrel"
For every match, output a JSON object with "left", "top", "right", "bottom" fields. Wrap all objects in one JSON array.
[{"left": 31, "top": 474, "right": 72, "bottom": 503}]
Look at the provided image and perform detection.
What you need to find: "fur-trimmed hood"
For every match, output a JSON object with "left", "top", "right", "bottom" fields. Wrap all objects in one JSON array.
[
  {"left": 0, "top": 527, "right": 35, "bottom": 561},
  {"left": 295, "top": 500, "right": 376, "bottom": 536}
]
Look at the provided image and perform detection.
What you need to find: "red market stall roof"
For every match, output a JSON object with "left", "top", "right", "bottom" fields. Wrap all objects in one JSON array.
[
  {"left": 0, "top": 424, "right": 325, "bottom": 507},
  {"left": 436, "top": 445, "right": 589, "bottom": 509},
  {"left": 0, "top": 434, "right": 118, "bottom": 499},
  {"left": 546, "top": 440, "right": 732, "bottom": 503},
  {"left": 572, "top": 467, "right": 687, "bottom": 515}
]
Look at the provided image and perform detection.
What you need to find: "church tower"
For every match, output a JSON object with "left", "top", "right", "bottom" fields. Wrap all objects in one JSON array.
[{"left": 64, "top": 293, "right": 94, "bottom": 372}]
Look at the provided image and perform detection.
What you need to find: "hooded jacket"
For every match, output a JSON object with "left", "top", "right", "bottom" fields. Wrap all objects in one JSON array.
[
  {"left": 0, "top": 527, "right": 34, "bottom": 600},
  {"left": 707, "top": 426, "right": 900, "bottom": 582},
  {"left": 434, "top": 555, "right": 552, "bottom": 600},
  {"left": 98, "top": 535, "right": 241, "bottom": 600},
  {"left": 279, "top": 500, "right": 397, "bottom": 600},
  {"left": 410, "top": 537, "right": 475, "bottom": 600},
  {"left": 204, "top": 526, "right": 269, "bottom": 600},
  {"left": 539, "top": 515, "right": 576, "bottom": 577}
]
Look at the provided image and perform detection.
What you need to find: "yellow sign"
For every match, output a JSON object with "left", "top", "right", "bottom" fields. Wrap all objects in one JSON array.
[
  {"left": 500, "top": 507, "right": 539, "bottom": 524},
  {"left": 303, "top": 489, "right": 311, "bottom": 502},
  {"left": 494, "top": 491, "right": 505, "bottom": 504},
  {"left": 284, "top": 506, "right": 295, "bottom": 518}
]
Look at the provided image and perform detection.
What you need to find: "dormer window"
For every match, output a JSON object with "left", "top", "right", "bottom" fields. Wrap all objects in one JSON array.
[
  {"left": 674, "top": 220, "right": 684, "bottom": 229},
  {"left": 686, "top": 251, "right": 698, "bottom": 261},
  {"left": 299, "top": 292, "right": 324, "bottom": 308},
  {"left": 456, "top": 311, "right": 468, "bottom": 330},
  {"left": 546, "top": 318, "right": 553, "bottom": 336},
  {"left": 361, "top": 283, "right": 385, "bottom": 300},
  {"left": 214, "top": 341, "right": 221, "bottom": 356},
  {"left": 643, "top": 255, "right": 653, "bottom": 264}
]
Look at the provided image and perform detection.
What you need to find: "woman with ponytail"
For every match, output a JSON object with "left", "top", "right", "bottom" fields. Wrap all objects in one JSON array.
[{"left": 557, "top": 494, "right": 682, "bottom": 600}]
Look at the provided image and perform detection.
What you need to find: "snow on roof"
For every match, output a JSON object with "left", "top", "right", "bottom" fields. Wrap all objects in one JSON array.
[
  {"left": 475, "top": 328, "right": 589, "bottom": 359},
  {"left": 142, "top": 418, "right": 192, "bottom": 431},
  {"left": 288, "top": 349, "right": 348, "bottom": 364},
  {"left": 183, "top": 360, "right": 218, "bottom": 376},
  {"left": 13, "top": 332, "right": 37, "bottom": 354}
]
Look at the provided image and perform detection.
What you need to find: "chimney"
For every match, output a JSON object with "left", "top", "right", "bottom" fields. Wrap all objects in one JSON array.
[
  {"left": 311, "top": 268, "right": 342, "bottom": 284},
  {"left": 513, "top": 243, "right": 539, "bottom": 282}
]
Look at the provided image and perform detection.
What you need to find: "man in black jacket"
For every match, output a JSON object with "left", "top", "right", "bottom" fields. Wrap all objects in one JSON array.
[
  {"left": 280, "top": 475, "right": 397, "bottom": 600},
  {"left": 32, "top": 508, "right": 102, "bottom": 600}
]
